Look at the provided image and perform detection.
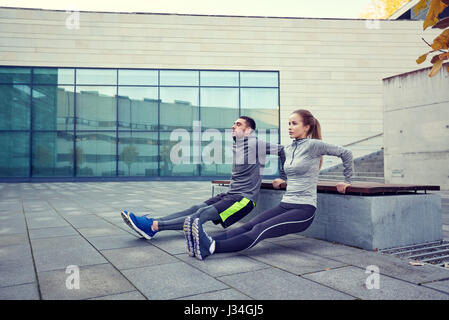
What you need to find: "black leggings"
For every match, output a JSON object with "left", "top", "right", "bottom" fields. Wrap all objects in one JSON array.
[{"left": 213, "top": 202, "right": 316, "bottom": 253}]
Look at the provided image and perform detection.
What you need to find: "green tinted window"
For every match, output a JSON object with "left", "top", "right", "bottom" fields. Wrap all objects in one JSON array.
[
  {"left": 0, "top": 84, "right": 30, "bottom": 130},
  {"left": 33, "top": 68, "right": 75, "bottom": 85},
  {"left": 75, "top": 132, "right": 116, "bottom": 177},
  {"left": 118, "top": 132, "right": 158, "bottom": 176},
  {"left": 118, "top": 87, "right": 158, "bottom": 131},
  {"left": 0, "top": 67, "right": 31, "bottom": 84},
  {"left": 32, "top": 132, "right": 74, "bottom": 176},
  {"left": 0, "top": 132, "right": 30, "bottom": 177},
  {"left": 200, "top": 71, "right": 238, "bottom": 86},
  {"left": 241, "top": 88, "right": 279, "bottom": 130},
  {"left": 240, "top": 72, "right": 278, "bottom": 87},
  {"left": 200, "top": 88, "right": 239, "bottom": 130},
  {"left": 32, "top": 86, "right": 75, "bottom": 131},
  {"left": 160, "top": 70, "right": 198, "bottom": 86},
  {"left": 118, "top": 69, "right": 158, "bottom": 86},
  {"left": 76, "top": 86, "right": 117, "bottom": 130},
  {"left": 160, "top": 87, "right": 199, "bottom": 131},
  {"left": 76, "top": 69, "right": 116, "bottom": 85}
]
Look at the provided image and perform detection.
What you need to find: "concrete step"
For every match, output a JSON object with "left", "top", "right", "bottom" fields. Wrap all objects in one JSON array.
[{"left": 321, "top": 149, "right": 385, "bottom": 178}]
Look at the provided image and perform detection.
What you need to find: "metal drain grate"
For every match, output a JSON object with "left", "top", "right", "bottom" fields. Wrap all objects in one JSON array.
[{"left": 380, "top": 240, "right": 449, "bottom": 268}]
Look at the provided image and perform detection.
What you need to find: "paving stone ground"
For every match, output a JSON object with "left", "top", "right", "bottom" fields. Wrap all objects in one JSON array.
[{"left": 0, "top": 182, "right": 448, "bottom": 300}]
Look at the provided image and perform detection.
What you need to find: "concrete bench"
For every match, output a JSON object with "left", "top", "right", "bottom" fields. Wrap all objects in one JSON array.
[{"left": 211, "top": 180, "right": 442, "bottom": 251}]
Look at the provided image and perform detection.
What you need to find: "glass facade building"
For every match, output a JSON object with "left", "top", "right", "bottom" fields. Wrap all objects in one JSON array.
[{"left": 0, "top": 66, "right": 280, "bottom": 180}]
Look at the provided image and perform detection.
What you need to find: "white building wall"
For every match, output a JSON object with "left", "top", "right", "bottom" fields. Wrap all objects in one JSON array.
[
  {"left": 383, "top": 63, "right": 449, "bottom": 190},
  {"left": 0, "top": 7, "right": 441, "bottom": 168}
]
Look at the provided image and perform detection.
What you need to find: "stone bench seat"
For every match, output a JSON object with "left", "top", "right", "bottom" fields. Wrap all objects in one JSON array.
[{"left": 211, "top": 180, "right": 442, "bottom": 251}]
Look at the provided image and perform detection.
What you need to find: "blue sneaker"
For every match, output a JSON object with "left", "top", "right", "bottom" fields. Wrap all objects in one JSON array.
[
  {"left": 183, "top": 216, "right": 195, "bottom": 257},
  {"left": 121, "top": 210, "right": 157, "bottom": 239},
  {"left": 120, "top": 210, "right": 134, "bottom": 232},
  {"left": 192, "top": 218, "right": 215, "bottom": 260}
]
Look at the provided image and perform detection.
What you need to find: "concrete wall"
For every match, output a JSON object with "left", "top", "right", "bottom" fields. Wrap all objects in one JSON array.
[
  {"left": 383, "top": 63, "right": 449, "bottom": 190},
  {"left": 0, "top": 7, "right": 441, "bottom": 167}
]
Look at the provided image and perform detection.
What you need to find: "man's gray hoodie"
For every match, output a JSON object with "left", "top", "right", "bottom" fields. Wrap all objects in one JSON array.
[{"left": 227, "top": 132, "right": 287, "bottom": 203}]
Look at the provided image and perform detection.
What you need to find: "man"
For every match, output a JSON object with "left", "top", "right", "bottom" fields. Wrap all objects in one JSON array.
[{"left": 121, "top": 116, "right": 286, "bottom": 256}]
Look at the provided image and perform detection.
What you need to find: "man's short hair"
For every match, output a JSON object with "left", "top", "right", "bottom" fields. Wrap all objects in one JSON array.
[{"left": 239, "top": 116, "right": 256, "bottom": 130}]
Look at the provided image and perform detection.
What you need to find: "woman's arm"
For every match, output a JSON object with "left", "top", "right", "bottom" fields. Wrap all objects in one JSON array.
[{"left": 311, "top": 140, "right": 354, "bottom": 184}]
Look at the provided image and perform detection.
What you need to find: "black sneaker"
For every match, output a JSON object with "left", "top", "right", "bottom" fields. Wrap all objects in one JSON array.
[
  {"left": 192, "top": 218, "right": 215, "bottom": 260},
  {"left": 183, "top": 216, "right": 195, "bottom": 257}
]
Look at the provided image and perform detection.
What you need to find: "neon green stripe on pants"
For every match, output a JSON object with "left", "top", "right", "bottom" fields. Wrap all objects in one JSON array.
[{"left": 219, "top": 197, "right": 253, "bottom": 222}]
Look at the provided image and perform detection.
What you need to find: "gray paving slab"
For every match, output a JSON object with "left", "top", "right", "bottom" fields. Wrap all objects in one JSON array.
[
  {"left": 94, "top": 211, "right": 125, "bottom": 219},
  {"left": 89, "top": 290, "right": 146, "bottom": 300},
  {"left": 0, "top": 215, "right": 27, "bottom": 235},
  {"left": 0, "top": 249, "right": 36, "bottom": 287},
  {"left": 422, "top": 279, "right": 449, "bottom": 294},
  {"left": 148, "top": 230, "right": 191, "bottom": 255},
  {"left": 302, "top": 266, "right": 449, "bottom": 300},
  {"left": 329, "top": 250, "right": 449, "bottom": 284},
  {"left": 86, "top": 234, "right": 148, "bottom": 251},
  {"left": 62, "top": 215, "right": 114, "bottom": 228},
  {"left": 77, "top": 224, "right": 130, "bottom": 238},
  {"left": 100, "top": 245, "right": 178, "bottom": 270},
  {"left": 122, "top": 261, "right": 229, "bottom": 300},
  {"left": 0, "top": 283, "right": 40, "bottom": 300},
  {"left": 25, "top": 214, "right": 70, "bottom": 229},
  {"left": 0, "top": 242, "right": 32, "bottom": 261},
  {"left": 0, "top": 233, "right": 29, "bottom": 247},
  {"left": 241, "top": 242, "right": 348, "bottom": 275},
  {"left": 177, "top": 252, "right": 269, "bottom": 277},
  {"left": 218, "top": 267, "right": 355, "bottom": 300},
  {"left": 177, "top": 288, "right": 252, "bottom": 300},
  {"left": 28, "top": 226, "right": 78, "bottom": 240},
  {"left": 38, "top": 263, "right": 137, "bottom": 300},
  {"left": 0, "top": 202, "right": 22, "bottom": 214},
  {"left": 31, "top": 235, "right": 107, "bottom": 272}
]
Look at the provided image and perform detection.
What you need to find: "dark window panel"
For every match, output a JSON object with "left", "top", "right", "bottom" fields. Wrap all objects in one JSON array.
[
  {"left": 33, "top": 68, "right": 75, "bottom": 85},
  {"left": 32, "top": 86, "right": 75, "bottom": 131},
  {"left": 75, "top": 132, "right": 116, "bottom": 177},
  {"left": 159, "top": 131, "right": 199, "bottom": 177},
  {"left": 0, "top": 67, "right": 31, "bottom": 84},
  {"left": 159, "top": 87, "right": 199, "bottom": 131},
  {"left": 0, "top": 132, "right": 30, "bottom": 177},
  {"left": 118, "top": 87, "right": 158, "bottom": 131},
  {"left": 32, "top": 131, "right": 74, "bottom": 177},
  {"left": 76, "top": 86, "right": 117, "bottom": 130},
  {"left": 0, "top": 84, "right": 31, "bottom": 130},
  {"left": 200, "top": 129, "right": 233, "bottom": 176},
  {"left": 118, "top": 132, "right": 158, "bottom": 176}
]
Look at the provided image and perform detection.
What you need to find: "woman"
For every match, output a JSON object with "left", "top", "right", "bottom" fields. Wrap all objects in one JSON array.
[{"left": 186, "top": 109, "right": 354, "bottom": 260}]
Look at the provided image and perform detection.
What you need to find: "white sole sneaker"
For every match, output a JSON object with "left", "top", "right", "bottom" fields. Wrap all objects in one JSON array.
[
  {"left": 183, "top": 216, "right": 195, "bottom": 257},
  {"left": 120, "top": 210, "right": 152, "bottom": 240}
]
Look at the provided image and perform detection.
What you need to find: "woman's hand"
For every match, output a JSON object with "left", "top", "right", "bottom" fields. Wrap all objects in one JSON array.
[
  {"left": 336, "top": 182, "right": 351, "bottom": 194},
  {"left": 272, "top": 178, "right": 287, "bottom": 189}
]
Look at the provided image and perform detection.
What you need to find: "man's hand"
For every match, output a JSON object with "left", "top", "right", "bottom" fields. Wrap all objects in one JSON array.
[
  {"left": 272, "top": 178, "right": 286, "bottom": 189},
  {"left": 336, "top": 182, "right": 351, "bottom": 194}
]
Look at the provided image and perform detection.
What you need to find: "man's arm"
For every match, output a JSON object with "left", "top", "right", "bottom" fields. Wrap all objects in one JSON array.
[{"left": 265, "top": 142, "right": 287, "bottom": 181}]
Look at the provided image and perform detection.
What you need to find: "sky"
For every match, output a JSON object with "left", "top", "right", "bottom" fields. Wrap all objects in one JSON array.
[{"left": 0, "top": 0, "right": 379, "bottom": 19}]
